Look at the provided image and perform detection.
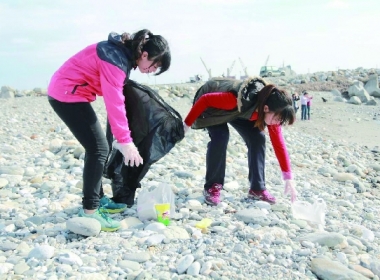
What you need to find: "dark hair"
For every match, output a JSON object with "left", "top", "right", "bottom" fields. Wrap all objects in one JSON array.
[
  {"left": 255, "top": 84, "right": 295, "bottom": 131},
  {"left": 122, "top": 29, "right": 171, "bottom": 75}
]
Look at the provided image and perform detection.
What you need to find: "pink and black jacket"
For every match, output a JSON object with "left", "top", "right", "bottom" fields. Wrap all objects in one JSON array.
[{"left": 48, "top": 33, "right": 134, "bottom": 144}]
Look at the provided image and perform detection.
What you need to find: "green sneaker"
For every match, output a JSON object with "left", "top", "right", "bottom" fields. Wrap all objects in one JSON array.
[
  {"left": 78, "top": 208, "right": 121, "bottom": 232},
  {"left": 99, "top": 196, "right": 127, "bottom": 214}
]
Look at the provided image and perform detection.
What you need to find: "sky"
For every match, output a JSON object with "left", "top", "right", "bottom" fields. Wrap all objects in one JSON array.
[{"left": 0, "top": 0, "right": 379, "bottom": 90}]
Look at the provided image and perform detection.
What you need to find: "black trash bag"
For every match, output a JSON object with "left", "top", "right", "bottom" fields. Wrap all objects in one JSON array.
[{"left": 104, "top": 80, "right": 185, "bottom": 204}]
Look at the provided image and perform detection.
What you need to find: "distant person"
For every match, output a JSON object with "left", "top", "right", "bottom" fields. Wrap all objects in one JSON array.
[
  {"left": 292, "top": 93, "right": 300, "bottom": 115},
  {"left": 306, "top": 95, "right": 313, "bottom": 120},
  {"left": 47, "top": 29, "right": 171, "bottom": 231},
  {"left": 182, "top": 77, "right": 297, "bottom": 205},
  {"left": 300, "top": 91, "right": 313, "bottom": 120}
]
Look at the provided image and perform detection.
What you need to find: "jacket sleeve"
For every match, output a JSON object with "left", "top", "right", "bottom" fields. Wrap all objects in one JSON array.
[
  {"left": 267, "top": 125, "right": 293, "bottom": 180},
  {"left": 184, "top": 92, "right": 237, "bottom": 126},
  {"left": 99, "top": 60, "right": 132, "bottom": 144}
]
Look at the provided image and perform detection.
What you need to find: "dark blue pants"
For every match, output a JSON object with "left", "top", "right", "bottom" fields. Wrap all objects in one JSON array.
[
  {"left": 48, "top": 97, "right": 107, "bottom": 209},
  {"left": 301, "top": 105, "right": 307, "bottom": 120},
  {"left": 205, "top": 118, "right": 266, "bottom": 191}
]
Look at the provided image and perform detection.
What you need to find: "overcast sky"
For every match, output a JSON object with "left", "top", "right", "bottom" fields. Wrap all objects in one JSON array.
[{"left": 0, "top": 0, "right": 379, "bottom": 90}]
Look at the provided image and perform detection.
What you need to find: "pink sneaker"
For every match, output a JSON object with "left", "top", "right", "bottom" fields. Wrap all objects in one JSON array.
[
  {"left": 248, "top": 189, "right": 276, "bottom": 204},
  {"left": 203, "top": 184, "right": 223, "bottom": 206}
]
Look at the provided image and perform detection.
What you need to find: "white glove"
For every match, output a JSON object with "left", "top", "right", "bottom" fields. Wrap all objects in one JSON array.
[
  {"left": 183, "top": 121, "right": 190, "bottom": 134},
  {"left": 113, "top": 141, "right": 143, "bottom": 167},
  {"left": 284, "top": 179, "right": 297, "bottom": 203}
]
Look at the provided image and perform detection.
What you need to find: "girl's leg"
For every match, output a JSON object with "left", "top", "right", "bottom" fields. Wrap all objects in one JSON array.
[
  {"left": 204, "top": 123, "right": 229, "bottom": 189},
  {"left": 301, "top": 105, "right": 306, "bottom": 120},
  {"left": 48, "top": 99, "right": 108, "bottom": 210},
  {"left": 229, "top": 119, "right": 266, "bottom": 191},
  {"left": 307, "top": 105, "right": 311, "bottom": 120}
]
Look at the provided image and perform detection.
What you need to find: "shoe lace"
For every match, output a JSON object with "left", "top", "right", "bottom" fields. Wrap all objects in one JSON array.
[
  {"left": 262, "top": 190, "right": 274, "bottom": 199},
  {"left": 209, "top": 184, "right": 222, "bottom": 196},
  {"left": 97, "top": 207, "right": 112, "bottom": 222}
]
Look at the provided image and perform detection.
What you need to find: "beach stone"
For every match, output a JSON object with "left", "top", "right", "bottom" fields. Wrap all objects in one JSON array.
[
  {"left": 13, "top": 261, "right": 30, "bottom": 275},
  {"left": 371, "top": 260, "right": 380, "bottom": 277},
  {"left": 66, "top": 217, "right": 101, "bottom": 237},
  {"left": 0, "top": 241, "right": 18, "bottom": 251},
  {"left": 49, "top": 138, "right": 63, "bottom": 153},
  {"left": 162, "top": 226, "right": 190, "bottom": 240},
  {"left": 123, "top": 252, "right": 151, "bottom": 263},
  {"left": 73, "top": 146, "right": 85, "bottom": 159},
  {"left": 224, "top": 181, "right": 240, "bottom": 192},
  {"left": 187, "top": 261, "right": 201, "bottom": 276},
  {"left": 80, "top": 273, "right": 107, "bottom": 280},
  {"left": 118, "top": 260, "right": 141, "bottom": 271},
  {"left": 176, "top": 254, "right": 194, "bottom": 274},
  {"left": 299, "top": 232, "right": 346, "bottom": 248},
  {"left": 311, "top": 258, "right": 368, "bottom": 280},
  {"left": 173, "top": 171, "right": 194, "bottom": 179},
  {"left": 0, "top": 178, "right": 8, "bottom": 188},
  {"left": 364, "top": 74, "right": 380, "bottom": 97},
  {"left": 350, "top": 264, "right": 375, "bottom": 279},
  {"left": 333, "top": 172, "right": 358, "bottom": 182},
  {"left": 186, "top": 199, "right": 202, "bottom": 210},
  {"left": 27, "top": 245, "right": 55, "bottom": 260},
  {"left": 58, "top": 251, "right": 83, "bottom": 266},
  {"left": 144, "top": 222, "right": 166, "bottom": 233},
  {"left": 370, "top": 164, "right": 380, "bottom": 171},
  {"left": 146, "top": 234, "right": 165, "bottom": 246},
  {"left": 120, "top": 217, "right": 143, "bottom": 229},
  {"left": 235, "top": 209, "right": 271, "bottom": 226},
  {"left": 0, "top": 166, "right": 24, "bottom": 175}
]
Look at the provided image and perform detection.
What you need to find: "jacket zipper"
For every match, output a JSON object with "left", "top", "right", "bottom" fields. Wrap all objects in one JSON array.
[{"left": 71, "top": 83, "right": 89, "bottom": 94}]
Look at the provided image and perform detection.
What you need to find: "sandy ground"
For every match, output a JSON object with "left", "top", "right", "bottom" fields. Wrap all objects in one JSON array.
[{"left": 289, "top": 91, "right": 380, "bottom": 149}]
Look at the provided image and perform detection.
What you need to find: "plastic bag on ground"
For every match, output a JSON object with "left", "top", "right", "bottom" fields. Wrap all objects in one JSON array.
[
  {"left": 137, "top": 183, "right": 176, "bottom": 221},
  {"left": 291, "top": 198, "right": 327, "bottom": 227}
]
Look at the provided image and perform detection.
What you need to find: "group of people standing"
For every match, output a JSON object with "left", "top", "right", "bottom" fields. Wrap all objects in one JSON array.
[
  {"left": 47, "top": 29, "right": 298, "bottom": 231},
  {"left": 292, "top": 91, "right": 313, "bottom": 120}
]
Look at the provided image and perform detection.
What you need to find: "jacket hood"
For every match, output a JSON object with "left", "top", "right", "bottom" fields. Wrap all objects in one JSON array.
[
  {"left": 237, "top": 76, "right": 267, "bottom": 112},
  {"left": 108, "top": 32, "right": 125, "bottom": 47}
]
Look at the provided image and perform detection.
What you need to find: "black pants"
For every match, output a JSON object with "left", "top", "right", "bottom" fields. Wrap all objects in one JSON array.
[
  {"left": 205, "top": 118, "right": 266, "bottom": 191},
  {"left": 49, "top": 98, "right": 107, "bottom": 209}
]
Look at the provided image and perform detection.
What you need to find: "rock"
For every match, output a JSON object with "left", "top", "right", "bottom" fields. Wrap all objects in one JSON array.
[
  {"left": 176, "top": 254, "right": 194, "bottom": 274},
  {"left": 66, "top": 217, "right": 101, "bottom": 237},
  {"left": 311, "top": 258, "right": 368, "bottom": 280},
  {"left": 27, "top": 245, "right": 55, "bottom": 260}
]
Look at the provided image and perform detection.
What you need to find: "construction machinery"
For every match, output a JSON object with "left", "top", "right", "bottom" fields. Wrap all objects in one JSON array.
[
  {"left": 227, "top": 60, "right": 236, "bottom": 78},
  {"left": 264, "top": 55, "right": 270, "bottom": 66},
  {"left": 239, "top": 57, "right": 249, "bottom": 79},
  {"left": 200, "top": 57, "right": 212, "bottom": 80}
]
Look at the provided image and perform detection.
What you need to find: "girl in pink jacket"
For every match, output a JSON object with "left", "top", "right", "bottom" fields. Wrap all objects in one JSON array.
[{"left": 48, "top": 29, "right": 171, "bottom": 231}]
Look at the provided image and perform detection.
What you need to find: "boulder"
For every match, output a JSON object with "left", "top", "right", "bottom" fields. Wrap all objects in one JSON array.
[{"left": 364, "top": 74, "right": 380, "bottom": 97}]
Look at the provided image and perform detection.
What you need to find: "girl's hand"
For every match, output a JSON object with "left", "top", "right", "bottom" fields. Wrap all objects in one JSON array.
[
  {"left": 113, "top": 141, "right": 143, "bottom": 167},
  {"left": 284, "top": 180, "right": 297, "bottom": 203},
  {"left": 183, "top": 122, "right": 190, "bottom": 134}
]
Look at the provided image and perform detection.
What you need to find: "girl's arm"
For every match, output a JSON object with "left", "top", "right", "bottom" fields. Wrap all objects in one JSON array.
[
  {"left": 267, "top": 125, "right": 292, "bottom": 180},
  {"left": 99, "top": 60, "right": 133, "bottom": 144},
  {"left": 184, "top": 92, "right": 237, "bottom": 126}
]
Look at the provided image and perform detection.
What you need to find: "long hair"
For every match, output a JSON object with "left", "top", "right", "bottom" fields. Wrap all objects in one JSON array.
[
  {"left": 122, "top": 29, "right": 171, "bottom": 75},
  {"left": 254, "top": 84, "right": 295, "bottom": 131}
]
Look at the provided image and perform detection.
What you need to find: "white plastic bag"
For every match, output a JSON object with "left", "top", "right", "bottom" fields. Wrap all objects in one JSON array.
[
  {"left": 291, "top": 198, "right": 327, "bottom": 226},
  {"left": 136, "top": 183, "right": 176, "bottom": 221}
]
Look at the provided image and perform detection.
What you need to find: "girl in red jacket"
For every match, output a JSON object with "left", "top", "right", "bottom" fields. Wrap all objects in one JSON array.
[
  {"left": 48, "top": 29, "right": 171, "bottom": 231},
  {"left": 183, "top": 78, "right": 297, "bottom": 206}
]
